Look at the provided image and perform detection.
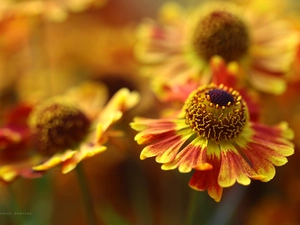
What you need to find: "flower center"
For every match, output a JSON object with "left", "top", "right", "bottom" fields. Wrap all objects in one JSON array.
[
  {"left": 192, "top": 10, "right": 249, "bottom": 62},
  {"left": 29, "top": 99, "right": 90, "bottom": 156},
  {"left": 184, "top": 84, "right": 248, "bottom": 142}
]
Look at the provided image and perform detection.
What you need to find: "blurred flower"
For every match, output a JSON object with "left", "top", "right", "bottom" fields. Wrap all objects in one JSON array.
[
  {"left": 0, "top": 0, "right": 107, "bottom": 22},
  {"left": 30, "top": 81, "right": 140, "bottom": 174},
  {"left": 135, "top": 1, "right": 299, "bottom": 96},
  {"left": 130, "top": 58, "right": 294, "bottom": 202},
  {"left": 0, "top": 103, "right": 43, "bottom": 183}
]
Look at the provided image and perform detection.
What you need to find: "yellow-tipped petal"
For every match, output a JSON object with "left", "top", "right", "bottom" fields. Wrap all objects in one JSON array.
[
  {"left": 2, "top": 170, "right": 17, "bottom": 182},
  {"left": 194, "top": 163, "right": 213, "bottom": 171},
  {"left": 62, "top": 162, "right": 77, "bottom": 174}
]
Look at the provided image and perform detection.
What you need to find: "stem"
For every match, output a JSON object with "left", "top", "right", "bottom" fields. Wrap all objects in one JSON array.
[
  {"left": 206, "top": 185, "right": 247, "bottom": 225},
  {"left": 185, "top": 190, "right": 200, "bottom": 225},
  {"left": 30, "top": 174, "right": 53, "bottom": 225},
  {"left": 126, "top": 158, "right": 153, "bottom": 225},
  {"left": 7, "top": 185, "right": 23, "bottom": 225},
  {"left": 75, "top": 163, "right": 99, "bottom": 225}
]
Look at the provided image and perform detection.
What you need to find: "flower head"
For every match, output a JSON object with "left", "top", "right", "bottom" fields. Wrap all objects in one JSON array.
[
  {"left": 136, "top": 1, "right": 299, "bottom": 96},
  {"left": 31, "top": 81, "right": 140, "bottom": 174},
  {"left": 29, "top": 98, "right": 91, "bottom": 157},
  {"left": 191, "top": 6, "right": 249, "bottom": 63},
  {"left": 184, "top": 83, "right": 247, "bottom": 142},
  {"left": 130, "top": 67, "right": 294, "bottom": 202}
]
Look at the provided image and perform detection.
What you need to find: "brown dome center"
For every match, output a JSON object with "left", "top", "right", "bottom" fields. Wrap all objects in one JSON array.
[
  {"left": 29, "top": 100, "right": 90, "bottom": 156},
  {"left": 192, "top": 10, "right": 250, "bottom": 62}
]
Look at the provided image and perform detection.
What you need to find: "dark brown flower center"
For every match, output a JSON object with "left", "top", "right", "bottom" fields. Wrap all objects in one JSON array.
[
  {"left": 208, "top": 89, "right": 234, "bottom": 106},
  {"left": 184, "top": 84, "right": 248, "bottom": 142},
  {"left": 192, "top": 10, "right": 249, "bottom": 62},
  {"left": 29, "top": 100, "right": 90, "bottom": 156}
]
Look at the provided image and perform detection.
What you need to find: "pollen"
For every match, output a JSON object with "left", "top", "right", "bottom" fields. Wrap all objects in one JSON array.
[
  {"left": 192, "top": 10, "right": 249, "bottom": 62},
  {"left": 184, "top": 84, "right": 248, "bottom": 142},
  {"left": 29, "top": 98, "right": 91, "bottom": 156}
]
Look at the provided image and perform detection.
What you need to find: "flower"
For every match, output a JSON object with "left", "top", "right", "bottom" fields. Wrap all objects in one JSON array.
[
  {"left": 0, "top": 103, "right": 44, "bottom": 183},
  {"left": 130, "top": 62, "right": 294, "bottom": 202},
  {"left": 30, "top": 81, "right": 140, "bottom": 174},
  {"left": 135, "top": 1, "right": 299, "bottom": 96}
]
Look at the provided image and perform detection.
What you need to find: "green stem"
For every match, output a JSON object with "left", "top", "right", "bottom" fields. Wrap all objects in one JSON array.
[
  {"left": 7, "top": 185, "right": 23, "bottom": 225},
  {"left": 75, "top": 163, "right": 100, "bottom": 225},
  {"left": 206, "top": 185, "right": 247, "bottom": 225},
  {"left": 185, "top": 190, "right": 200, "bottom": 225}
]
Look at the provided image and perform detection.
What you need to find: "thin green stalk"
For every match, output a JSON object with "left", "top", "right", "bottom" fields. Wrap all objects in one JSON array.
[
  {"left": 7, "top": 185, "right": 23, "bottom": 225},
  {"left": 185, "top": 190, "right": 201, "bottom": 225},
  {"left": 126, "top": 158, "right": 153, "bottom": 225},
  {"left": 75, "top": 163, "right": 100, "bottom": 225},
  {"left": 206, "top": 185, "right": 247, "bottom": 225},
  {"left": 29, "top": 174, "right": 53, "bottom": 225}
]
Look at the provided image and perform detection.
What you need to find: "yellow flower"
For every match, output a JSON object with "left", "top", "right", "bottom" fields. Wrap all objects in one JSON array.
[
  {"left": 135, "top": 1, "right": 299, "bottom": 96},
  {"left": 30, "top": 81, "right": 140, "bottom": 174},
  {"left": 131, "top": 82, "right": 294, "bottom": 202}
]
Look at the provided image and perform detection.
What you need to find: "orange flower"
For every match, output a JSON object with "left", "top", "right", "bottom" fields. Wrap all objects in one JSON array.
[
  {"left": 135, "top": 1, "right": 299, "bottom": 96},
  {"left": 30, "top": 81, "right": 140, "bottom": 174},
  {"left": 130, "top": 59, "right": 294, "bottom": 202}
]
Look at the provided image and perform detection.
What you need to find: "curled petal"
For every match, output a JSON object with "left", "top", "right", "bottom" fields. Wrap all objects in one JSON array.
[
  {"left": 33, "top": 145, "right": 107, "bottom": 174},
  {"left": 99, "top": 88, "right": 140, "bottom": 124},
  {"left": 96, "top": 111, "right": 123, "bottom": 144},
  {"left": 189, "top": 155, "right": 223, "bottom": 202},
  {"left": 61, "top": 145, "right": 107, "bottom": 174},
  {"left": 33, "top": 150, "right": 76, "bottom": 171}
]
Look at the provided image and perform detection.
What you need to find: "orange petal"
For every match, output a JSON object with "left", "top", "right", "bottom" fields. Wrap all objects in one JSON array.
[
  {"left": 243, "top": 143, "right": 277, "bottom": 182},
  {"left": 218, "top": 150, "right": 264, "bottom": 188},
  {"left": 189, "top": 155, "right": 223, "bottom": 202},
  {"left": 140, "top": 134, "right": 186, "bottom": 163},
  {"left": 162, "top": 138, "right": 209, "bottom": 173}
]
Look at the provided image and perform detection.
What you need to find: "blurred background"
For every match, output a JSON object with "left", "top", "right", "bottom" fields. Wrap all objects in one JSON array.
[{"left": 0, "top": 0, "right": 300, "bottom": 225}]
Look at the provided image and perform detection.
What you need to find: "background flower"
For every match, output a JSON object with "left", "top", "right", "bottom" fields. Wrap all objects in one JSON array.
[
  {"left": 135, "top": 1, "right": 299, "bottom": 96},
  {"left": 30, "top": 82, "right": 140, "bottom": 174}
]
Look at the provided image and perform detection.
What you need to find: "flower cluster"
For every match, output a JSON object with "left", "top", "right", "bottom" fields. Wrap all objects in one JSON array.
[
  {"left": 131, "top": 57, "right": 294, "bottom": 201},
  {"left": 131, "top": 1, "right": 297, "bottom": 202},
  {"left": 0, "top": 1, "right": 299, "bottom": 224}
]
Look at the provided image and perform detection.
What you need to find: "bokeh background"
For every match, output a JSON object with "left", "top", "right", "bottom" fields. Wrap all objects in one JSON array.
[{"left": 0, "top": 0, "right": 300, "bottom": 225}]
